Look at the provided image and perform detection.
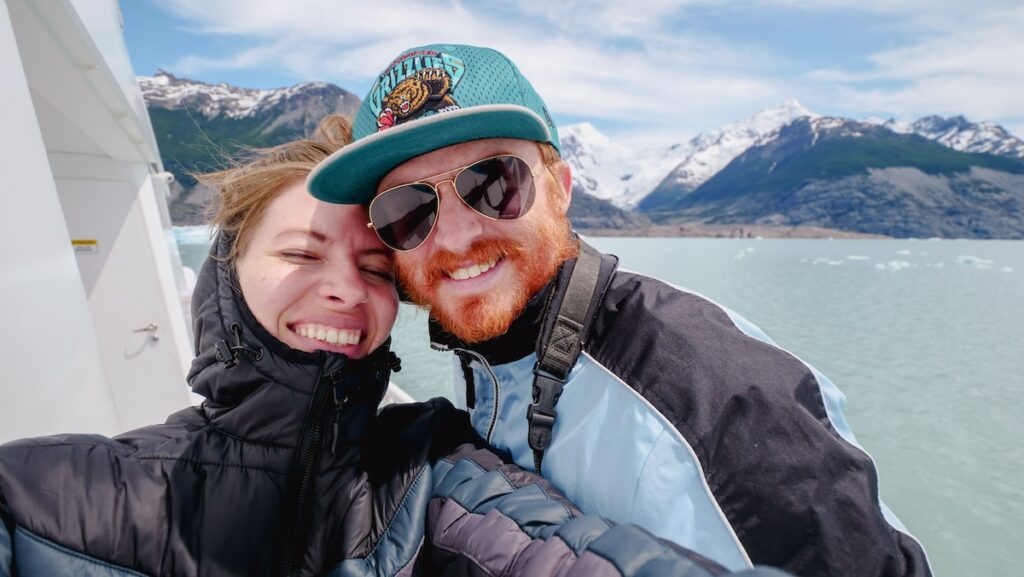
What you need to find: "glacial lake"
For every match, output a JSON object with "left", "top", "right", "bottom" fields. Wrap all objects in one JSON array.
[{"left": 176, "top": 232, "right": 1023, "bottom": 577}]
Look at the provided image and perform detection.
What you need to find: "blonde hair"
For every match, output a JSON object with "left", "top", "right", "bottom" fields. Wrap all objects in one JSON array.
[
  {"left": 196, "top": 115, "right": 353, "bottom": 264},
  {"left": 537, "top": 142, "right": 570, "bottom": 198},
  {"left": 538, "top": 142, "right": 561, "bottom": 166}
]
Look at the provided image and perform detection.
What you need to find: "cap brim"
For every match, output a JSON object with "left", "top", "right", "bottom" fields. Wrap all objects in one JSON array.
[{"left": 307, "top": 105, "right": 552, "bottom": 205}]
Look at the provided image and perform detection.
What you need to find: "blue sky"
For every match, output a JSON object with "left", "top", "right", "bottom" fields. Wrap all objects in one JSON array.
[{"left": 121, "top": 0, "right": 1024, "bottom": 146}]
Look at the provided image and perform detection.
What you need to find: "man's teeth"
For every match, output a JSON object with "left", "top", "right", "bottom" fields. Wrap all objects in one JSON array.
[
  {"left": 448, "top": 259, "right": 498, "bottom": 280},
  {"left": 296, "top": 324, "right": 362, "bottom": 345}
]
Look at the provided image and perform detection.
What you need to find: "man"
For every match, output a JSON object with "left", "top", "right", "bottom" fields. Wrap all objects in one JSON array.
[{"left": 308, "top": 44, "right": 932, "bottom": 577}]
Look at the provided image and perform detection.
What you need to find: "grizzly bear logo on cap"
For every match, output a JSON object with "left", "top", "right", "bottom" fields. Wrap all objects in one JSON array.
[{"left": 377, "top": 68, "right": 460, "bottom": 130}]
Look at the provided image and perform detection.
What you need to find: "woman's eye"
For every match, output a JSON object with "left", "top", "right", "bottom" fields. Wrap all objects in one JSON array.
[
  {"left": 363, "top": 268, "right": 395, "bottom": 283},
  {"left": 281, "top": 251, "right": 318, "bottom": 263}
]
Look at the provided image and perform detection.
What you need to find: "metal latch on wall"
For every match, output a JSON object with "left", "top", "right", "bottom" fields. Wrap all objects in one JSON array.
[{"left": 133, "top": 323, "right": 159, "bottom": 342}]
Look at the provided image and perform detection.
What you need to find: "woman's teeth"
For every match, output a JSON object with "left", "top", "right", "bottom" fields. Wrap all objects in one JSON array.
[
  {"left": 296, "top": 324, "right": 361, "bottom": 345},
  {"left": 447, "top": 258, "right": 498, "bottom": 281}
]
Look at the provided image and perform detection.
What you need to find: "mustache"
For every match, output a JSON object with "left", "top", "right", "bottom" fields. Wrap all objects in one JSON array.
[{"left": 420, "top": 238, "right": 529, "bottom": 286}]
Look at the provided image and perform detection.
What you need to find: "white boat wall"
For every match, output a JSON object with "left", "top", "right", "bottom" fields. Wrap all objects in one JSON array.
[{"left": 0, "top": 0, "right": 195, "bottom": 442}]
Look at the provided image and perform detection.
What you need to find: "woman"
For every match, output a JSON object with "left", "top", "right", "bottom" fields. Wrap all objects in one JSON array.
[{"left": 0, "top": 116, "right": 784, "bottom": 577}]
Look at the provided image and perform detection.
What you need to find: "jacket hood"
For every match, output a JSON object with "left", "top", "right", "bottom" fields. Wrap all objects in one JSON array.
[{"left": 186, "top": 232, "right": 399, "bottom": 444}]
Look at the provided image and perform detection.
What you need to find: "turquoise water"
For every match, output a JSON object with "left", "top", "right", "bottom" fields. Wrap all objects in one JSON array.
[{"left": 176, "top": 233, "right": 1024, "bottom": 576}]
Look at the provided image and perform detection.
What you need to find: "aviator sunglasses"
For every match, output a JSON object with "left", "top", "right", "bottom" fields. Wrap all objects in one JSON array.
[{"left": 367, "top": 154, "right": 549, "bottom": 251}]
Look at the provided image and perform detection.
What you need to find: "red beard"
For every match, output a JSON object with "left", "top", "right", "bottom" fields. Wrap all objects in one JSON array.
[{"left": 397, "top": 214, "right": 577, "bottom": 343}]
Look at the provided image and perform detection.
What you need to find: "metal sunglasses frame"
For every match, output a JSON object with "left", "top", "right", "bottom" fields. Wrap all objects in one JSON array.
[{"left": 365, "top": 153, "right": 554, "bottom": 251}]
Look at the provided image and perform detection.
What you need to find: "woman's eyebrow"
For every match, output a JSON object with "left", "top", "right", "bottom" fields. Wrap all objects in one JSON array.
[
  {"left": 273, "top": 229, "right": 330, "bottom": 243},
  {"left": 361, "top": 247, "right": 394, "bottom": 259}
]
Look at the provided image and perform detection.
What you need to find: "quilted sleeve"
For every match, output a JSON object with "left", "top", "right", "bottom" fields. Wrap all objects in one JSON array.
[{"left": 422, "top": 445, "right": 791, "bottom": 577}]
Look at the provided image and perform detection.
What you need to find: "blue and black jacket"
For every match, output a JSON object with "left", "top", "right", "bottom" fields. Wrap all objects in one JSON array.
[
  {"left": 0, "top": 233, "right": 791, "bottom": 577},
  {"left": 430, "top": 239, "right": 933, "bottom": 577}
]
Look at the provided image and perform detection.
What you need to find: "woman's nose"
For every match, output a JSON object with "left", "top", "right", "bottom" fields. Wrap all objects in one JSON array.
[
  {"left": 430, "top": 181, "right": 484, "bottom": 252},
  {"left": 319, "top": 264, "right": 369, "bottom": 306}
]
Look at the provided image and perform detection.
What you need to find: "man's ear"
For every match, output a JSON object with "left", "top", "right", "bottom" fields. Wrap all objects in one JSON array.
[{"left": 549, "top": 161, "right": 573, "bottom": 215}]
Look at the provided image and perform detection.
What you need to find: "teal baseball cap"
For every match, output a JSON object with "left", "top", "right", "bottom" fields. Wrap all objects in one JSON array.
[{"left": 307, "top": 43, "right": 559, "bottom": 205}]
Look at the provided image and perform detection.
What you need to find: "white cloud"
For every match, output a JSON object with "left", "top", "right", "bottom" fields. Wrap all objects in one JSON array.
[
  {"left": 163, "top": 0, "right": 470, "bottom": 43},
  {"left": 157, "top": 0, "right": 792, "bottom": 138},
  {"left": 805, "top": 4, "right": 1024, "bottom": 122},
  {"left": 173, "top": 39, "right": 291, "bottom": 74},
  {"left": 506, "top": 0, "right": 717, "bottom": 38},
  {"left": 867, "top": 8, "right": 1024, "bottom": 80},
  {"left": 153, "top": 0, "right": 1024, "bottom": 140}
]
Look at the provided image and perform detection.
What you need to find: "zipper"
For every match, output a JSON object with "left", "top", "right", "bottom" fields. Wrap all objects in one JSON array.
[
  {"left": 330, "top": 374, "right": 359, "bottom": 457},
  {"left": 280, "top": 361, "right": 348, "bottom": 577},
  {"left": 453, "top": 351, "right": 476, "bottom": 408},
  {"left": 453, "top": 348, "right": 501, "bottom": 444}
]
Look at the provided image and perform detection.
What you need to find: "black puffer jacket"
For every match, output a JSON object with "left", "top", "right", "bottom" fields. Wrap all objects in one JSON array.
[{"left": 0, "top": 233, "right": 469, "bottom": 576}]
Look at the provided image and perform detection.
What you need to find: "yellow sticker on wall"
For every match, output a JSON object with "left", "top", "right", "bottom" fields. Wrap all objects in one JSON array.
[{"left": 72, "top": 239, "right": 98, "bottom": 254}]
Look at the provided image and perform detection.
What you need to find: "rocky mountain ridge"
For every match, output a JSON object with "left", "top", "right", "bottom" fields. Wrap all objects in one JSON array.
[
  {"left": 140, "top": 71, "right": 359, "bottom": 224},
  {"left": 879, "top": 115, "right": 1024, "bottom": 159},
  {"left": 561, "top": 102, "right": 1024, "bottom": 212},
  {"left": 140, "top": 70, "right": 359, "bottom": 123},
  {"left": 648, "top": 117, "right": 1024, "bottom": 238},
  {"left": 142, "top": 72, "right": 1024, "bottom": 237}
]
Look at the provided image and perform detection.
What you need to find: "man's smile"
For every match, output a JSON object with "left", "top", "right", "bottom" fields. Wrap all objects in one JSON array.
[{"left": 445, "top": 257, "right": 500, "bottom": 281}]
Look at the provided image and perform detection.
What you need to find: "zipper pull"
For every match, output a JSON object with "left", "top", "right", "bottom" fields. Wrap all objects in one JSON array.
[
  {"left": 331, "top": 415, "right": 341, "bottom": 457},
  {"left": 330, "top": 383, "right": 348, "bottom": 457}
]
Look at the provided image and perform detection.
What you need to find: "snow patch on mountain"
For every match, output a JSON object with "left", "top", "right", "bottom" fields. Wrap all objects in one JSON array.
[
  {"left": 561, "top": 99, "right": 818, "bottom": 209},
  {"left": 869, "top": 115, "right": 1024, "bottom": 159},
  {"left": 651, "top": 99, "right": 818, "bottom": 196},
  {"left": 560, "top": 123, "right": 690, "bottom": 209}
]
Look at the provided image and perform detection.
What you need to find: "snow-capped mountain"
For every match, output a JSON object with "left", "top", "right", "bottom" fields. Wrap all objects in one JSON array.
[
  {"left": 661, "top": 116, "right": 1024, "bottom": 238},
  {"left": 657, "top": 99, "right": 817, "bottom": 196},
  {"left": 561, "top": 101, "right": 1024, "bottom": 212},
  {"left": 559, "top": 123, "right": 691, "bottom": 210},
  {"left": 560, "top": 99, "right": 817, "bottom": 209},
  {"left": 140, "top": 71, "right": 360, "bottom": 225},
  {"left": 876, "top": 115, "right": 1024, "bottom": 159},
  {"left": 139, "top": 70, "right": 359, "bottom": 122}
]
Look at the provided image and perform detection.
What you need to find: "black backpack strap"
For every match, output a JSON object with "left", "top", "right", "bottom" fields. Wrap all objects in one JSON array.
[{"left": 527, "top": 242, "right": 605, "bottom": 473}]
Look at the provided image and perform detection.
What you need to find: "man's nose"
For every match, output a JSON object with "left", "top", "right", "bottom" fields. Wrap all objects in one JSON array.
[
  {"left": 430, "top": 181, "right": 484, "bottom": 252},
  {"left": 319, "top": 263, "right": 369, "bottom": 306}
]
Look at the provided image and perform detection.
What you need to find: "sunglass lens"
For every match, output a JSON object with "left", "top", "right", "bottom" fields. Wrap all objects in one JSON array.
[
  {"left": 370, "top": 184, "right": 438, "bottom": 251},
  {"left": 454, "top": 156, "right": 535, "bottom": 219}
]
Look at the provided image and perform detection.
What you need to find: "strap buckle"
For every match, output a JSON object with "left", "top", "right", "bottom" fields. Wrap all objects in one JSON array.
[
  {"left": 525, "top": 242, "right": 608, "bottom": 470},
  {"left": 527, "top": 366, "right": 563, "bottom": 452}
]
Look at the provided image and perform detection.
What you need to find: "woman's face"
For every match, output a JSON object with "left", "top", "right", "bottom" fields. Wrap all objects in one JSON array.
[{"left": 237, "top": 180, "right": 398, "bottom": 358}]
